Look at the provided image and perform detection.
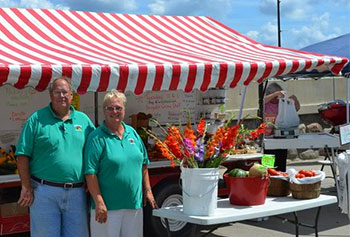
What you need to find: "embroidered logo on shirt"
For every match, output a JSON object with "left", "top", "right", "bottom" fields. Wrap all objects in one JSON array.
[
  {"left": 75, "top": 125, "right": 83, "bottom": 131},
  {"left": 129, "top": 138, "right": 135, "bottom": 144}
]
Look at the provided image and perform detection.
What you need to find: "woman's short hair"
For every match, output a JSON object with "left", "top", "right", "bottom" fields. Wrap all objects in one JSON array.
[
  {"left": 103, "top": 90, "right": 127, "bottom": 107},
  {"left": 265, "top": 82, "right": 283, "bottom": 95},
  {"left": 48, "top": 77, "right": 73, "bottom": 92}
]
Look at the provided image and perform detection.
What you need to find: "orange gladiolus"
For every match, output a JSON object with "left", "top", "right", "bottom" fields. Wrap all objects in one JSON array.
[{"left": 184, "top": 124, "right": 196, "bottom": 147}]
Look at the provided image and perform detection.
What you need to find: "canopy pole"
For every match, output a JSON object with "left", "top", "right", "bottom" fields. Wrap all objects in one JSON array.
[
  {"left": 333, "top": 78, "right": 336, "bottom": 100},
  {"left": 237, "top": 86, "right": 248, "bottom": 123},
  {"left": 94, "top": 92, "right": 99, "bottom": 126},
  {"left": 277, "top": 0, "right": 281, "bottom": 46}
]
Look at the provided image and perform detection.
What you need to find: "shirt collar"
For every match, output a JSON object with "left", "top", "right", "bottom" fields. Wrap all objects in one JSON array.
[{"left": 101, "top": 121, "right": 130, "bottom": 137}]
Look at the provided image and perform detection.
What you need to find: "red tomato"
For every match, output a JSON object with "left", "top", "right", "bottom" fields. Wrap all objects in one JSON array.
[
  {"left": 304, "top": 171, "right": 313, "bottom": 177},
  {"left": 298, "top": 170, "right": 307, "bottom": 175},
  {"left": 295, "top": 173, "right": 305, "bottom": 178}
]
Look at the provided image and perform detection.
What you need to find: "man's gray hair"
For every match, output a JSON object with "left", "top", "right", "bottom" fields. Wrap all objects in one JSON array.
[
  {"left": 103, "top": 90, "right": 127, "bottom": 107},
  {"left": 48, "top": 77, "right": 73, "bottom": 92}
]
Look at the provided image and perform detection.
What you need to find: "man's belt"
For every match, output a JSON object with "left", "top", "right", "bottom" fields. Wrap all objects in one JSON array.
[{"left": 31, "top": 176, "right": 84, "bottom": 189}]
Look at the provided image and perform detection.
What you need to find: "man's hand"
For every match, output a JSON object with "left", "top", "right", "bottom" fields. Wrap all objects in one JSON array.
[{"left": 18, "top": 185, "right": 33, "bottom": 207}]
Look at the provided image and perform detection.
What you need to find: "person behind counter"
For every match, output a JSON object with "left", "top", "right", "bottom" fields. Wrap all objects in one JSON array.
[
  {"left": 264, "top": 82, "right": 300, "bottom": 172},
  {"left": 15, "top": 77, "right": 95, "bottom": 237},
  {"left": 84, "top": 90, "right": 158, "bottom": 237}
]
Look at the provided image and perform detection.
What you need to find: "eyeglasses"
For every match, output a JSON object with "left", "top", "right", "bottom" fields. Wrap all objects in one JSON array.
[
  {"left": 52, "top": 89, "right": 71, "bottom": 96},
  {"left": 104, "top": 106, "right": 123, "bottom": 112}
]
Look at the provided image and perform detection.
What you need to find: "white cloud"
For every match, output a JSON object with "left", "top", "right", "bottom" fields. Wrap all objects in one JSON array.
[
  {"left": 147, "top": 0, "right": 232, "bottom": 19},
  {"left": 246, "top": 30, "right": 259, "bottom": 41},
  {"left": 63, "top": 0, "right": 137, "bottom": 13},
  {"left": 148, "top": 0, "right": 166, "bottom": 14},
  {"left": 289, "top": 13, "right": 338, "bottom": 48},
  {"left": 245, "top": 21, "right": 277, "bottom": 45},
  {"left": 260, "top": 0, "right": 312, "bottom": 21},
  {"left": 0, "top": 0, "right": 66, "bottom": 9}
]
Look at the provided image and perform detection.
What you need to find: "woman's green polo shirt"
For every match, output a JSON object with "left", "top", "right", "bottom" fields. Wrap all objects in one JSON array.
[
  {"left": 84, "top": 121, "right": 150, "bottom": 210},
  {"left": 15, "top": 104, "right": 95, "bottom": 183}
]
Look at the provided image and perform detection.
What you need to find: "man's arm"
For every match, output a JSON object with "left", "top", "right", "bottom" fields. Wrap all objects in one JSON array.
[{"left": 17, "top": 155, "right": 33, "bottom": 207}]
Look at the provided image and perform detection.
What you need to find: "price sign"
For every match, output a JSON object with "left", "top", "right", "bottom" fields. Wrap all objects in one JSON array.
[
  {"left": 262, "top": 154, "right": 275, "bottom": 168},
  {"left": 339, "top": 124, "right": 350, "bottom": 145}
]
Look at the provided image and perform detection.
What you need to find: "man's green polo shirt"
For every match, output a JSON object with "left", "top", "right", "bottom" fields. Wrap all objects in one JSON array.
[
  {"left": 15, "top": 104, "right": 95, "bottom": 183},
  {"left": 84, "top": 121, "right": 150, "bottom": 210}
]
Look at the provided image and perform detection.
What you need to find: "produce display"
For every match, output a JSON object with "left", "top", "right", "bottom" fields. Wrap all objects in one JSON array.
[
  {"left": 225, "top": 163, "right": 269, "bottom": 205},
  {"left": 227, "top": 166, "right": 325, "bottom": 200},
  {"left": 0, "top": 145, "right": 17, "bottom": 175},
  {"left": 228, "top": 163, "right": 268, "bottom": 178}
]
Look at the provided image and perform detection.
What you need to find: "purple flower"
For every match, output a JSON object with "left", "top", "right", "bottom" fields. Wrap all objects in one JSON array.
[
  {"left": 194, "top": 138, "right": 205, "bottom": 162},
  {"left": 212, "top": 142, "right": 222, "bottom": 159},
  {"left": 183, "top": 138, "right": 195, "bottom": 156}
]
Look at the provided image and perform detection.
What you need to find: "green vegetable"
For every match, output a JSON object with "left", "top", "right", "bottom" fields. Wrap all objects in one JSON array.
[{"left": 228, "top": 168, "right": 248, "bottom": 177}]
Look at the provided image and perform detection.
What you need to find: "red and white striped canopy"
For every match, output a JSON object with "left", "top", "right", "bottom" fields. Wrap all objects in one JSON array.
[{"left": 0, "top": 8, "right": 348, "bottom": 94}]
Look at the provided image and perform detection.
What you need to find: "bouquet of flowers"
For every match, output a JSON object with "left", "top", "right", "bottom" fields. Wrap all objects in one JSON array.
[{"left": 145, "top": 112, "right": 241, "bottom": 168}]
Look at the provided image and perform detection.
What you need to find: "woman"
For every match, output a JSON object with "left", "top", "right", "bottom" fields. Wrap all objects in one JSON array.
[
  {"left": 264, "top": 82, "right": 300, "bottom": 171},
  {"left": 264, "top": 82, "right": 300, "bottom": 117},
  {"left": 84, "top": 90, "right": 158, "bottom": 237}
]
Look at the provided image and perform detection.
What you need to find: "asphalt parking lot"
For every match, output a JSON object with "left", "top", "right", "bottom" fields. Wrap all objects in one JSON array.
[{"left": 199, "top": 158, "right": 350, "bottom": 237}]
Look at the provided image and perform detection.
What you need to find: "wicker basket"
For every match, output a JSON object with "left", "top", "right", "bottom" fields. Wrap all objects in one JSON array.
[
  {"left": 289, "top": 181, "right": 321, "bottom": 199},
  {"left": 267, "top": 178, "right": 290, "bottom": 197}
]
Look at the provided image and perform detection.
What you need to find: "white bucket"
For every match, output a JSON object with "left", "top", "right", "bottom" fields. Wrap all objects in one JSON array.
[{"left": 180, "top": 167, "right": 219, "bottom": 216}]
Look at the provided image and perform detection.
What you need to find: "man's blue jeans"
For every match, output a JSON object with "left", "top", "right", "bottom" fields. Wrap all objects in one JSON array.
[{"left": 30, "top": 180, "right": 89, "bottom": 237}]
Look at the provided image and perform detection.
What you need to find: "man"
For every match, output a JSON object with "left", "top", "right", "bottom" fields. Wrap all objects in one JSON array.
[{"left": 15, "top": 77, "right": 95, "bottom": 237}]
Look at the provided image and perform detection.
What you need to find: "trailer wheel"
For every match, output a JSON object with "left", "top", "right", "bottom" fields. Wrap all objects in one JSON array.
[{"left": 144, "top": 183, "right": 192, "bottom": 237}]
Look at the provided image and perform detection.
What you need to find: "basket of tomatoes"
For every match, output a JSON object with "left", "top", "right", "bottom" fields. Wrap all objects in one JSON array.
[
  {"left": 267, "top": 168, "right": 290, "bottom": 197},
  {"left": 289, "top": 169, "right": 325, "bottom": 199}
]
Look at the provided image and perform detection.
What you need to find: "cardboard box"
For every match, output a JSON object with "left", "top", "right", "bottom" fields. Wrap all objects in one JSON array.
[{"left": 0, "top": 203, "right": 28, "bottom": 217}]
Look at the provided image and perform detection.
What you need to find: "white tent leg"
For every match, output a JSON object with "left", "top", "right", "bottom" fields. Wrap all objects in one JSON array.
[
  {"left": 237, "top": 86, "right": 248, "bottom": 123},
  {"left": 333, "top": 77, "right": 336, "bottom": 101},
  {"left": 346, "top": 75, "right": 349, "bottom": 124}
]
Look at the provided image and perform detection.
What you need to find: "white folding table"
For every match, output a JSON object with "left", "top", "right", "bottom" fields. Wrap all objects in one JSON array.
[{"left": 153, "top": 194, "right": 337, "bottom": 237}]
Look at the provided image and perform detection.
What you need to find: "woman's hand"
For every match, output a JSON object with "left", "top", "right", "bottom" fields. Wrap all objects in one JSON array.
[
  {"left": 274, "top": 90, "right": 285, "bottom": 98},
  {"left": 144, "top": 189, "right": 158, "bottom": 209},
  {"left": 289, "top": 95, "right": 300, "bottom": 111},
  {"left": 95, "top": 202, "right": 108, "bottom": 223}
]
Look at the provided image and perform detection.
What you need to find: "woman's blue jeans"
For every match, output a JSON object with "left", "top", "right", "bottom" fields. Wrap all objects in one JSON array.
[{"left": 30, "top": 180, "right": 89, "bottom": 237}]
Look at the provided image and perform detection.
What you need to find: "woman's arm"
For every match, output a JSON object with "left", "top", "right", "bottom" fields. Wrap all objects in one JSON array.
[
  {"left": 264, "top": 90, "right": 285, "bottom": 104},
  {"left": 142, "top": 165, "right": 158, "bottom": 209},
  {"left": 85, "top": 174, "right": 108, "bottom": 223},
  {"left": 289, "top": 95, "right": 300, "bottom": 111}
]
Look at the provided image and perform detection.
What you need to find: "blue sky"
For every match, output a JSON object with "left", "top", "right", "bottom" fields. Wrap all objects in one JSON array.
[{"left": 1, "top": 0, "right": 349, "bottom": 49}]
